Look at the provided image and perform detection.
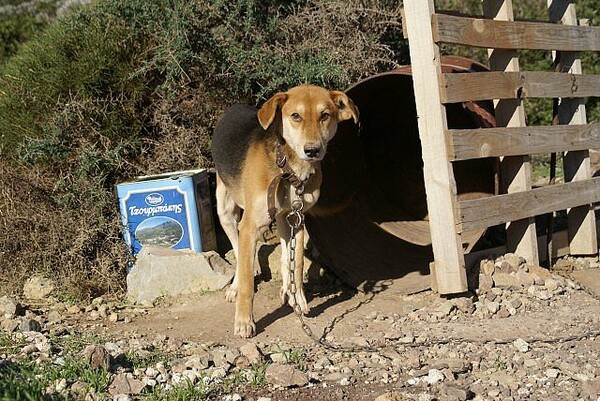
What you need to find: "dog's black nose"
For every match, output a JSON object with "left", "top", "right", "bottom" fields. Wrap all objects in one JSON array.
[{"left": 304, "top": 146, "right": 321, "bottom": 158}]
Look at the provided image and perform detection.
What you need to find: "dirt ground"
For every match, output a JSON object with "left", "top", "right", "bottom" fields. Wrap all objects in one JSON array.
[
  {"left": 113, "top": 270, "right": 432, "bottom": 347},
  {"left": 109, "top": 270, "right": 597, "bottom": 348},
  {"left": 97, "top": 248, "right": 600, "bottom": 400}
]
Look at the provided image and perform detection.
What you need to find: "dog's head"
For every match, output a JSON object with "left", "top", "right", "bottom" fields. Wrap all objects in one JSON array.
[{"left": 257, "top": 85, "right": 359, "bottom": 162}]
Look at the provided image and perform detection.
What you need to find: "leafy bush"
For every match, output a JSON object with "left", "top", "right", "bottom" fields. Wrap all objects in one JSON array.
[
  {"left": 1, "top": 0, "right": 596, "bottom": 298},
  {"left": 0, "top": 12, "right": 44, "bottom": 61},
  {"left": 0, "top": 0, "right": 406, "bottom": 298},
  {"left": 0, "top": 0, "right": 62, "bottom": 63}
]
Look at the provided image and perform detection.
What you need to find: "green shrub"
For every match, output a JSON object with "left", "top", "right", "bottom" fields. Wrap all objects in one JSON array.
[
  {"left": 0, "top": 0, "right": 67, "bottom": 63},
  {"left": 0, "top": 12, "right": 45, "bottom": 61},
  {"left": 0, "top": 0, "right": 406, "bottom": 298}
]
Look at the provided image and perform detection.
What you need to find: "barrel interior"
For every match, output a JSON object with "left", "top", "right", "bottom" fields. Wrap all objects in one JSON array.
[{"left": 306, "top": 66, "right": 498, "bottom": 289}]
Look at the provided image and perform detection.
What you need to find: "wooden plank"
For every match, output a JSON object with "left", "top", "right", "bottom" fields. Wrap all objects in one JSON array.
[
  {"left": 448, "top": 123, "right": 600, "bottom": 160},
  {"left": 548, "top": 0, "right": 598, "bottom": 256},
  {"left": 432, "top": 13, "right": 600, "bottom": 51},
  {"left": 459, "top": 177, "right": 600, "bottom": 232},
  {"left": 440, "top": 71, "right": 600, "bottom": 103},
  {"left": 483, "top": 0, "right": 539, "bottom": 265},
  {"left": 403, "top": 0, "right": 467, "bottom": 294}
]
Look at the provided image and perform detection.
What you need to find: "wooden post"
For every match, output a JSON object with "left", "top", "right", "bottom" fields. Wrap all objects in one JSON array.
[
  {"left": 483, "top": 0, "right": 540, "bottom": 265},
  {"left": 403, "top": 0, "right": 468, "bottom": 294},
  {"left": 548, "top": 0, "right": 598, "bottom": 257}
]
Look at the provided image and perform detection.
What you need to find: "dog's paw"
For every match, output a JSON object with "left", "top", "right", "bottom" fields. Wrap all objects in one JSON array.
[
  {"left": 234, "top": 316, "right": 256, "bottom": 338},
  {"left": 225, "top": 285, "right": 237, "bottom": 303},
  {"left": 280, "top": 285, "right": 291, "bottom": 306},
  {"left": 295, "top": 288, "right": 309, "bottom": 315},
  {"left": 280, "top": 286, "right": 309, "bottom": 315}
]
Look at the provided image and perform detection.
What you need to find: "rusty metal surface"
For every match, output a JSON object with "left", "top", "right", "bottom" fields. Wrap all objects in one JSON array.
[{"left": 306, "top": 56, "right": 498, "bottom": 290}]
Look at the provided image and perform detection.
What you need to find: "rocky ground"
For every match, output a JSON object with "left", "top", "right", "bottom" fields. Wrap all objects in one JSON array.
[{"left": 2, "top": 254, "right": 600, "bottom": 400}]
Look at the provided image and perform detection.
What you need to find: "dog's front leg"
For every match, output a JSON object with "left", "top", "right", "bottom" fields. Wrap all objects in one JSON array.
[
  {"left": 234, "top": 214, "right": 257, "bottom": 338},
  {"left": 276, "top": 215, "right": 308, "bottom": 314},
  {"left": 292, "top": 225, "right": 309, "bottom": 314},
  {"left": 276, "top": 215, "right": 292, "bottom": 307}
]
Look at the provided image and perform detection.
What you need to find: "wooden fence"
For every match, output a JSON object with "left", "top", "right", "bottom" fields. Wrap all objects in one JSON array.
[{"left": 402, "top": 0, "right": 600, "bottom": 294}]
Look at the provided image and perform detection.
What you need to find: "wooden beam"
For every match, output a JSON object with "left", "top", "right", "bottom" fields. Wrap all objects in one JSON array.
[
  {"left": 440, "top": 71, "right": 600, "bottom": 103},
  {"left": 432, "top": 13, "right": 600, "bottom": 51},
  {"left": 448, "top": 123, "right": 600, "bottom": 160},
  {"left": 459, "top": 177, "right": 600, "bottom": 232},
  {"left": 483, "top": 0, "right": 539, "bottom": 265},
  {"left": 548, "top": 0, "right": 598, "bottom": 256},
  {"left": 404, "top": 0, "right": 467, "bottom": 294}
]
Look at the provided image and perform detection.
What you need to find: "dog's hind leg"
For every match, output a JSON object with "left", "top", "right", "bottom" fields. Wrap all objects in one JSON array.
[{"left": 216, "top": 175, "right": 241, "bottom": 303}]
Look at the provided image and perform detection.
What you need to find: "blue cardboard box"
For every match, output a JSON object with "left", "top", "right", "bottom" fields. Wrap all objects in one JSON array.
[{"left": 116, "top": 169, "right": 217, "bottom": 255}]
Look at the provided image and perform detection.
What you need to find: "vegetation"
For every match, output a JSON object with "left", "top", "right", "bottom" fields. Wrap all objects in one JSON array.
[
  {"left": 0, "top": 0, "right": 63, "bottom": 62},
  {"left": 0, "top": 0, "right": 598, "bottom": 298},
  {"left": 0, "top": 0, "right": 405, "bottom": 298},
  {"left": 0, "top": 328, "right": 296, "bottom": 400},
  {"left": 0, "top": 332, "right": 109, "bottom": 401}
]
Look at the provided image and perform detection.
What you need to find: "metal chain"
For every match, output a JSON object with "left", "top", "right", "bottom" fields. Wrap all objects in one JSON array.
[
  {"left": 285, "top": 187, "right": 380, "bottom": 353},
  {"left": 284, "top": 188, "right": 600, "bottom": 352}
]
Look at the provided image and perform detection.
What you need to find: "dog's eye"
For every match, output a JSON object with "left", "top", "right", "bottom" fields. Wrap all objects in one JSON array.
[
  {"left": 320, "top": 112, "right": 330, "bottom": 122},
  {"left": 290, "top": 113, "right": 302, "bottom": 122}
]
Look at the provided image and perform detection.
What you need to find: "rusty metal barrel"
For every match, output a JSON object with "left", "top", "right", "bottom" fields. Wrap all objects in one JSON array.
[{"left": 305, "top": 56, "right": 498, "bottom": 290}]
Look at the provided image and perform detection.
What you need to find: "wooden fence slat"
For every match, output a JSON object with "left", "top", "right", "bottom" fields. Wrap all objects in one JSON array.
[
  {"left": 448, "top": 123, "right": 600, "bottom": 160},
  {"left": 483, "top": 0, "right": 539, "bottom": 265},
  {"left": 548, "top": 0, "right": 598, "bottom": 256},
  {"left": 404, "top": 0, "right": 599, "bottom": 293},
  {"left": 459, "top": 177, "right": 600, "bottom": 232},
  {"left": 440, "top": 71, "right": 600, "bottom": 103},
  {"left": 404, "top": 0, "right": 468, "bottom": 294},
  {"left": 432, "top": 13, "right": 600, "bottom": 51}
]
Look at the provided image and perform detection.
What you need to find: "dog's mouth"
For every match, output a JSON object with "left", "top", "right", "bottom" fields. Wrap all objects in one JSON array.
[{"left": 301, "top": 153, "right": 325, "bottom": 162}]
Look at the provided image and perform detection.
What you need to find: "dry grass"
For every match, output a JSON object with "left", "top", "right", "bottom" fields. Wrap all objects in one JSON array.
[
  {"left": 0, "top": 159, "right": 128, "bottom": 299},
  {"left": 279, "top": 0, "right": 403, "bottom": 78},
  {"left": 142, "top": 88, "right": 218, "bottom": 174},
  {"left": 0, "top": 0, "right": 408, "bottom": 299}
]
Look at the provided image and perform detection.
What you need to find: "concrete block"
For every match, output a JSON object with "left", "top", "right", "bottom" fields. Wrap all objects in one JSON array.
[{"left": 127, "top": 246, "right": 234, "bottom": 302}]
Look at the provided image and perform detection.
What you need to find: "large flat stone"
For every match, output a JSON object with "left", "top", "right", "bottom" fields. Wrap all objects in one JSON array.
[
  {"left": 127, "top": 247, "right": 234, "bottom": 302},
  {"left": 0, "top": 296, "right": 22, "bottom": 317},
  {"left": 265, "top": 363, "right": 309, "bottom": 387},
  {"left": 23, "top": 276, "right": 55, "bottom": 299},
  {"left": 571, "top": 269, "right": 600, "bottom": 298}
]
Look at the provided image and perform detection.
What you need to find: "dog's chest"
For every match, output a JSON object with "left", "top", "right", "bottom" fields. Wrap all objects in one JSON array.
[
  {"left": 277, "top": 170, "right": 322, "bottom": 213},
  {"left": 280, "top": 185, "right": 320, "bottom": 211}
]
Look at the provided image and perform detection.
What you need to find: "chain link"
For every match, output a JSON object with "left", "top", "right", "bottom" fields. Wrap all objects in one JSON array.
[
  {"left": 285, "top": 188, "right": 381, "bottom": 353},
  {"left": 284, "top": 188, "right": 600, "bottom": 352}
]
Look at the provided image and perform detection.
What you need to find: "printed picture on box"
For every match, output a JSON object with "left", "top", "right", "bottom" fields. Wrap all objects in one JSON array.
[{"left": 134, "top": 216, "right": 184, "bottom": 248}]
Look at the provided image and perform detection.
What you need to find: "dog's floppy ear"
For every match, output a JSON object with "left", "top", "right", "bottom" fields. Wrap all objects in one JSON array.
[
  {"left": 329, "top": 91, "right": 359, "bottom": 124},
  {"left": 257, "top": 92, "right": 288, "bottom": 130}
]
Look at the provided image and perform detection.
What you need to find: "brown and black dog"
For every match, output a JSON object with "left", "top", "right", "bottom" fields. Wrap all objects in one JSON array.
[{"left": 211, "top": 85, "right": 359, "bottom": 338}]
